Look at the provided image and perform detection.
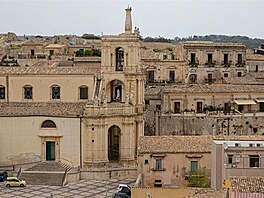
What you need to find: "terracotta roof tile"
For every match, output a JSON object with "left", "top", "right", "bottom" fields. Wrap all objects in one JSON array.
[
  {"left": 139, "top": 136, "right": 212, "bottom": 153},
  {"left": 0, "top": 66, "right": 99, "bottom": 75},
  {"left": 0, "top": 102, "right": 86, "bottom": 117},
  {"left": 161, "top": 84, "right": 264, "bottom": 93},
  {"left": 229, "top": 177, "right": 264, "bottom": 193}
]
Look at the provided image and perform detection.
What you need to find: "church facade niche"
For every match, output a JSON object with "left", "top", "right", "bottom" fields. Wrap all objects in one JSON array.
[
  {"left": 116, "top": 47, "right": 124, "bottom": 71},
  {"left": 106, "top": 79, "right": 125, "bottom": 102}
]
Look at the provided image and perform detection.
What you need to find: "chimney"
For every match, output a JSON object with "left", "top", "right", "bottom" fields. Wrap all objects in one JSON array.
[{"left": 124, "top": 6, "right": 132, "bottom": 34}]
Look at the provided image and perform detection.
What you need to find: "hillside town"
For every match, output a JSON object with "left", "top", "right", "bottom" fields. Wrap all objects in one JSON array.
[{"left": 1, "top": 6, "right": 264, "bottom": 198}]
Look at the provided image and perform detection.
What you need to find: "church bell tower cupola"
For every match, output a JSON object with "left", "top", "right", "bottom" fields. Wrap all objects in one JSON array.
[
  {"left": 83, "top": 7, "right": 145, "bottom": 166},
  {"left": 125, "top": 6, "right": 132, "bottom": 34}
]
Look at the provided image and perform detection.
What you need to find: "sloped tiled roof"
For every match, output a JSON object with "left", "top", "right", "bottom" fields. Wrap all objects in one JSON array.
[
  {"left": 162, "top": 84, "right": 264, "bottom": 93},
  {"left": 214, "top": 135, "right": 264, "bottom": 141},
  {"left": 229, "top": 177, "right": 264, "bottom": 193},
  {"left": 139, "top": 136, "right": 212, "bottom": 153},
  {"left": 0, "top": 102, "right": 86, "bottom": 117},
  {"left": 0, "top": 66, "right": 99, "bottom": 75}
]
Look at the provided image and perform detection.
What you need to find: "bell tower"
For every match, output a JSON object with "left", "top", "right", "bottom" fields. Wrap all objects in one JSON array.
[{"left": 83, "top": 7, "right": 145, "bottom": 167}]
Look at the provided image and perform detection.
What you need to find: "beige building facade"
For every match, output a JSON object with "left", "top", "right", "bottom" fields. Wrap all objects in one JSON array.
[
  {"left": 138, "top": 136, "right": 212, "bottom": 187},
  {"left": 0, "top": 7, "right": 144, "bottom": 178},
  {"left": 211, "top": 136, "right": 264, "bottom": 190}
]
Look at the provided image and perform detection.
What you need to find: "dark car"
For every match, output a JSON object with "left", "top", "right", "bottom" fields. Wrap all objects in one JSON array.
[
  {"left": 112, "top": 192, "right": 130, "bottom": 198},
  {"left": 0, "top": 171, "right": 8, "bottom": 182}
]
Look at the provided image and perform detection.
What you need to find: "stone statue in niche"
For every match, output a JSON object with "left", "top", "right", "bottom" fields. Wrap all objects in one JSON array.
[
  {"left": 130, "top": 90, "right": 135, "bottom": 104},
  {"left": 125, "top": 93, "right": 129, "bottom": 104},
  {"left": 103, "top": 93, "right": 107, "bottom": 105},
  {"left": 116, "top": 88, "right": 121, "bottom": 101}
]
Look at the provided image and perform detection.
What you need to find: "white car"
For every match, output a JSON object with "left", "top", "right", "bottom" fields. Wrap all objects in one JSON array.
[{"left": 117, "top": 184, "right": 131, "bottom": 193}]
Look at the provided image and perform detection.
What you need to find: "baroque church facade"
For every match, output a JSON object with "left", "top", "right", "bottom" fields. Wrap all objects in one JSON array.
[{"left": 0, "top": 7, "right": 144, "bottom": 178}]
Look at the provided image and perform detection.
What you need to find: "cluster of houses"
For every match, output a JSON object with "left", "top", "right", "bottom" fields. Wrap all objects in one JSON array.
[{"left": 1, "top": 7, "right": 264, "bottom": 196}]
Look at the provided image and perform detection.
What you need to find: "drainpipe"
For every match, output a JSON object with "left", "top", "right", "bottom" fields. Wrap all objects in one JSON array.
[
  {"left": 6, "top": 75, "right": 9, "bottom": 102},
  {"left": 79, "top": 116, "right": 82, "bottom": 169}
]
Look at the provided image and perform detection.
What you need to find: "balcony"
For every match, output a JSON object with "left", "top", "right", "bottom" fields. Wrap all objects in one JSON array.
[
  {"left": 221, "top": 60, "right": 232, "bottom": 67},
  {"left": 235, "top": 62, "right": 246, "bottom": 67},
  {"left": 204, "top": 78, "right": 216, "bottom": 84},
  {"left": 189, "top": 61, "right": 199, "bottom": 67},
  {"left": 205, "top": 61, "right": 216, "bottom": 67}
]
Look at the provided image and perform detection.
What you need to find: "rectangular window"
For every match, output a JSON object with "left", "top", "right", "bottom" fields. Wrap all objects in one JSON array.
[
  {"left": 208, "top": 73, "right": 213, "bottom": 83},
  {"left": 80, "top": 87, "right": 88, "bottom": 100},
  {"left": 24, "top": 86, "right": 33, "bottom": 99},
  {"left": 155, "top": 159, "right": 163, "bottom": 170},
  {"left": 156, "top": 104, "right": 161, "bottom": 110},
  {"left": 0, "top": 87, "right": 5, "bottom": 99},
  {"left": 174, "top": 102, "right": 180, "bottom": 113},
  {"left": 238, "top": 54, "right": 243, "bottom": 64},
  {"left": 197, "top": 101, "right": 203, "bottom": 113},
  {"left": 145, "top": 100, "right": 150, "bottom": 105},
  {"left": 190, "top": 161, "right": 198, "bottom": 173},
  {"left": 144, "top": 159, "right": 149, "bottom": 164},
  {"left": 208, "top": 53, "right": 213, "bottom": 64},
  {"left": 224, "top": 73, "right": 228, "bottom": 78},
  {"left": 191, "top": 53, "right": 196, "bottom": 64},
  {"left": 227, "top": 155, "right": 233, "bottom": 164},
  {"left": 147, "top": 71, "right": 155, "bottom": 83},
  {"left": 238, "top": 105, "right": 244, "bottom": 112},
  {"left": 224, "top": 54, "right": 229, "bottom": 65},
  {"left": 169, "top": 71, "right": 175, "bottom": 82},
  {"left": 52, "top": 86, "right": 60, "bottom": 99},
  {"left": 154, "top": 180, "right": 162, "bottom": 188},
  {"left": 31, "top": 49, "right": 35, "bottom": 56},
  {"left": 260, "top": 103, "right": 264, "bottom": 112},
  {"left": 237, "top": 72, "right": 242, "bottom": 77},
  {"left": 249, "top": 155, "right": 259, "bottom": 167}
]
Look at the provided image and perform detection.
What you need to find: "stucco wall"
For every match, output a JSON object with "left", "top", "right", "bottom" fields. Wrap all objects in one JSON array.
[
  {"left": 139, "top": 152, "right": 211, "bottom": 187},
  {"left": 0, "top": 116, "right": 81, "bottom": 167},
  {"left": 0, "top": 75, "right": 94, "bottom": 102}
]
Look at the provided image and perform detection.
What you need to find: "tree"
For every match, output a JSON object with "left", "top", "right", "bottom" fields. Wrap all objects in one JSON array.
[{"left": 187, "top": 168, "right": 210, "bottom": 188}]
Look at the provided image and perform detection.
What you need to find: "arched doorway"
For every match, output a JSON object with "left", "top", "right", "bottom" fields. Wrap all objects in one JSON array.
[{"left": 108, "top": 125, "right": 121, "bottom": 161}]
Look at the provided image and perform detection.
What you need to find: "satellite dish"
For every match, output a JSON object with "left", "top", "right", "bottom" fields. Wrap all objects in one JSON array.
[{"left": 223, "top": 142, "right": 228, "bottom": 150}]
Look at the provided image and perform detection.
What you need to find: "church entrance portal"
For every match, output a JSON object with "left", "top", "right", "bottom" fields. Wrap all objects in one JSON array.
[
  {"left": 108, "top": 125, "right": 121, "bottom": 161},
  {"left": 46, "top": 141, "right": 55, "bottom": 161}
]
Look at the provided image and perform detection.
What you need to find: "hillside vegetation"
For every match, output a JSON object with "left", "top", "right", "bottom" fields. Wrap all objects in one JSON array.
[{"left": 143, "top": 35, "right": 264, "bottom": 49}]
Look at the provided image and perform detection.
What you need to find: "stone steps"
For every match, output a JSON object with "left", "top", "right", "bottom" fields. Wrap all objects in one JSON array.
[
  {"left": 19, "top": 161, "right": 72, "bottom": 186},
  {"left": 19, "top": 172, "right": 64, "bottom": 186},
  {"left": 26, "top": 161, "right": 71, "bottom": 172}
]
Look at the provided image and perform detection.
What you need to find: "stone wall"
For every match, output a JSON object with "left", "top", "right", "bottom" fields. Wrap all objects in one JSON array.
[{"left": 145, "top": 110, "right": 264, "bottom": 136}]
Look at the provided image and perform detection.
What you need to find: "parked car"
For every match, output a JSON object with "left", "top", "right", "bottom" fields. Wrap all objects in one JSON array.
[
  {"left": 116, "top": 184, "right": 131, "bottom": 197},
  {"left": 112, "top": 192, "right": 130, "bottom": 198},
  {"left": 4, "top": 177, "right": 26, "bottom": 187},
  {"left": 0, "top": 171, "right": 8, "bottom": 182},
  {"left": 117, "top": 184, "right": 131, "bottom": 193}
]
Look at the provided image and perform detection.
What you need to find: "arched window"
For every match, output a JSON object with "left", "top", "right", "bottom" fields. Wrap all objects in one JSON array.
[
  {"left": 51, "top": 85, "right": 60, "bottom": 100},
  {"left": 79, "top": 86, "right": 88, "bottom": 100},
  {"left": 0, "top": 86, "right": 5, "bottom": 100},
  {"left": 41, "top": 120, "right": 56, "bottom": 128},
  {"left": 116, "top": 47, "right": 124, "bottom": 71},
  {"left": 23, "top": 85, "right": 33, "bottom": 99}
]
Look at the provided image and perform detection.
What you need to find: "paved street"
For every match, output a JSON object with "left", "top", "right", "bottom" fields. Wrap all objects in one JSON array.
[{"left": 0, "top": 179, "right": 135, "bottom": 198}]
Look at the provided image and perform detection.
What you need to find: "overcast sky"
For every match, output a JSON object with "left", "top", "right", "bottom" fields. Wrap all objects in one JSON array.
[{"left": 0, "top": 0, "right": 263, "bottom": 39}]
